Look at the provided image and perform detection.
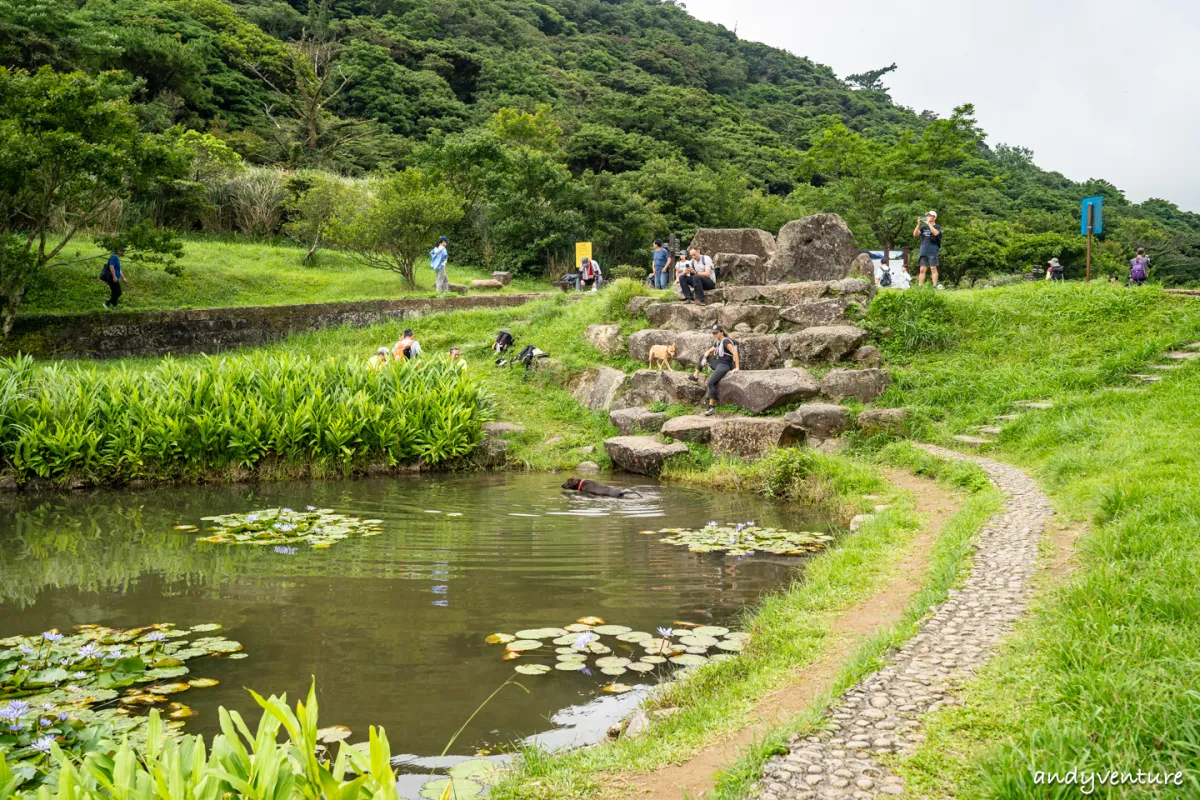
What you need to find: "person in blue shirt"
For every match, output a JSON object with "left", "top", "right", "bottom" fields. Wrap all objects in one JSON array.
[
  {"left": 651, "top": 239, "right": 672, "bottom": 290},
  {"left": 430, "top": 236, "right": 449, "bottom": 295},
  {"left": 101, "top": 247, "right": 128, "bottom": 310}
]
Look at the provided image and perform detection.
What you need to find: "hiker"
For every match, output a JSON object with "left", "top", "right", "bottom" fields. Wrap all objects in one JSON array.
[
  {"left": 100, "top": 246, "right": 129, "bottom": 310},
  {"left": 1129, "top": 248, "right": 1150, "bottom": 286},
  {"left": 430, "top": 236, "right": 450, "bottom": 295},
  {"left": 678, "top": 247, "right": 715, "bottom": 304},
  {"left": 393, "top": 328, "right": 423, "bottom": 361},
  {"left": 913, "top": 211, "right": 941, "bottom": 288},
  {"left": 493, "top": 330, "right": 516, "bottom": 355},
  {"left": 577, "top": 256, "right": 602, "bottom": 291},
  {"left": 651, "top": 239, "right": 672, "bottom": 290},
  {"left": 1045, "top": 257, "right": 1065, "bottom": 282},
  {"left": 367, "top": 347, "right": 391, "bottom": 370},
  {"left": 689, "top": 324, "right": 739, "bottom": 416},
  {"left": 449, "top": 346, "right": 467, "bottom": 371}
]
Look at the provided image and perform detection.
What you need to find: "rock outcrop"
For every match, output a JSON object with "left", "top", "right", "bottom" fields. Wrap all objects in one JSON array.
[
  {"left": 584, "top": 324, "right": 624, "bottom": 357},
  {"left": 604, "top": 436, "right": 689, "bottom": 476},
  {"left": 627, "top": 329, "right": 678, "bottom": 363},
  {"left": 491, "top": 271, "right": 512, "bottom": 286},
  {"left": 661, "top": 414, "right": 718, "bottom": 443},
  {"left": 482, "top": 422, "right": 526, "bottom": 436},
  {"left": 778, "top": 298, "right": 862, "bottom": 330},
  {"left": 621, "top": 369, "right": 707, "bottom": 407},
  {"left": 857, "top": 407, "right": 908, "bottom": 435},
  {"left": 717, "top": 368, "right": 821, "bottom": 413},
  {"left": 821, "top": 368, "right": 892, "bottom": 402},
  {"left": 764, "top": 214, "right": 859, "bottom": 284},
  {"left": 778, "top": 325, "right": 868, "bottom": 363},
  {"left": 783, "top": 404, "right": 851, "bottom": 441},
  {"left": 610, "top": 406, "right": 667, "bottom": 435},
  {"left": 569, "top": 367, "right": 629, "bottom": 411},
  {"left": 689, "top": 228, "right": 776, "bottom": 261},
  {"left": 646, "top": 303, "right": 716, "bottom": 331},
  {"left": 717, "top": 304, "right": 780, "bottom": 332},
  {"left": 713, "top": 253, "right": 766, "bottom": 285},
  {"left": 710, "top": 417, "right": 805, "bottom": 460},
  {"left": 627, "top": 296, "right": 657, "bottom": 317}
]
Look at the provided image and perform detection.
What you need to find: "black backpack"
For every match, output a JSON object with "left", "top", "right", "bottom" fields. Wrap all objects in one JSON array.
[
  {"left": 879, "top": 266, "right": 892, "bottom": 287},
  {"left": 495, "top": 330, "right": 514, "bottom": 351}
]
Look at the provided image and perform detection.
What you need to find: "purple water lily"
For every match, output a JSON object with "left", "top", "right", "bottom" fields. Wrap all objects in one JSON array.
[
  {"left": 107, "top": 647, "right": 123, "bottom": 659},
  {"left": 18, "top": 645, "right": 34, "bottom": 656},
  {"left": 580, "top": 666, "right": 593, "bottom": 677},
  {"left": 57, "top": 712, "right": 69, "bottom": 722},
  {"left": 41, "top": 631, "right": 63, "bottom": 642},
  {"left": 38, "top": 718, "right": 52, "bottom": 727},
  {"left": 8, "top": 723, "right": 25, "bottom": 732},
  {"left": 31, "top": 736, "right": 56, "bottom": 754},
  {"left": 71, "top": 671, "right": 87, "bottom": 680},
  {"left": 246, "top": 514, "right": 259, "bottom": 523},
  {"left": 573, "top": 632, "right": 597, "bottom": 649},
  {"left": 306, "top": 505, "right": 317, "bottom": 511},
  {"left": 656, "top": 626, "right": 674, "bottom": 639},
  {"left": 77, "top": 643, "right": 101, "bottom": 659},
  {"left": 0, "top": 701, "right": 29, "bottom": 722},
  {"left": 282, "top": 508, "right": 293, "bottom": 514},
  {"left": 145, "top": 632, "right": 168, "bottom": 643}
]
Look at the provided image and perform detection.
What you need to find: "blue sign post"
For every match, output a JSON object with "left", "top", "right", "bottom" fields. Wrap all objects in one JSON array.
[{"left": 1081, "top": 196, "right": 1104, "bottom": 282}]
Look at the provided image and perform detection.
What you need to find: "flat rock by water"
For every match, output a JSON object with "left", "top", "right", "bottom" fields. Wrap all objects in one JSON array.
[
  {"left": 784, "top": 403, "right": 852, "bottom": 440},
  {"left": 609, "top": 406, "right": 667, "bottom": 435},
  {"left": 604, "top": 436, "right": 689, "bottom": 476},
  {"left": 710, "top": 417, "right": 805, "bottom": 460},
  {"left": 661, "top": 414, "right": 718, "bottom": 443}
]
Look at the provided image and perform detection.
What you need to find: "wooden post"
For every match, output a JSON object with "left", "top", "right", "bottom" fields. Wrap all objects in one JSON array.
[{"left": 1086, "top": 204, "right": 1093, "bottom": 283}]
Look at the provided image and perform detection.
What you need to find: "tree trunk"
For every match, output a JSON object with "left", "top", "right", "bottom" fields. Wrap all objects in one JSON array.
[{"left": 1, "top": 283, "right": 27, "bottom": 338}]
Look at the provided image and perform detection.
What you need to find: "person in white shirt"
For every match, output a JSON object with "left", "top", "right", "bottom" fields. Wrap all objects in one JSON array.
[
  {"left": 577, "top": 257, "right": 602, "bottom": 292},
  {"left": 678, "top": 247, "right": 715, "bottom": 304}
]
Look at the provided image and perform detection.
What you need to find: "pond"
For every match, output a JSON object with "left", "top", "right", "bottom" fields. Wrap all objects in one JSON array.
[{"left": 0, "top": 473, "right": 832, "bottom": 789}]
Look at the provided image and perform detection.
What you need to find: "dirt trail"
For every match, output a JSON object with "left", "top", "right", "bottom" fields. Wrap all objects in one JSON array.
[{"left": 608, "top": 468, "right": 961, "bottom": 800}]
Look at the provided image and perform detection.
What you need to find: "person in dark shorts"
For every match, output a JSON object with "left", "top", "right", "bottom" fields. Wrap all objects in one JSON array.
[
  {"left": 689, "top": 325, "right": 740, "bottom": 416},
  {"left": 912, "top": 211, "right": 941, "bottom": 288},
  {"left": 101, "top": 247, "right": 128, "bottom": 309},
  {"left": 1045, "top": 258, "right": 1065, "bottom": 282},
  {"left": 1129, "top": 248, "right": 1150, "bottom": 285}
]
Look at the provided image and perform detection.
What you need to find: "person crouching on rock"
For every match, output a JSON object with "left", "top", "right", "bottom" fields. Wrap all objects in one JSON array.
[
  {"left": 679, "top": 247, "right": 715, "bottom": 304},
  {"left": 689, "top": 325, "right": 739, "bottom": 416}
]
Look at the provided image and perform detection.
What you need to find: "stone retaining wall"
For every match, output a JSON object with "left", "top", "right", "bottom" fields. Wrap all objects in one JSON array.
[{"left": 4, "top": 294, "right": 548, "bottom": 360}]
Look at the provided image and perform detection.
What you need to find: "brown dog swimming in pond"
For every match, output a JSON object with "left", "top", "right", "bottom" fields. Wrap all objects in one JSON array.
[
  {"left": 647, "top": 343, "right": 675, "bottom": 370},
  {"left": 562, "top": 477, "right": 642, "bottom": 498}
]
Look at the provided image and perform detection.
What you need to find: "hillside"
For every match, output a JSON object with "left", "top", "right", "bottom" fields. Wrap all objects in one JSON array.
[{"left": 3, "top": 0, "right": 1200, "bottom": 285}]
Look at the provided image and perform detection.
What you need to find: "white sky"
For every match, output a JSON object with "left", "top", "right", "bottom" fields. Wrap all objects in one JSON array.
[{"left": 684, "top": 0, "right": 1200, "bottom": 212}]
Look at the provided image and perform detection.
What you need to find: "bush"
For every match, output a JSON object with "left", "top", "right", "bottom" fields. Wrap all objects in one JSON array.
[
  {"left": 864, "top": 289, "right": 955, "bottom": 354},
  {"left": 610, "top": 264, "right": 647, "bottom": 281}
]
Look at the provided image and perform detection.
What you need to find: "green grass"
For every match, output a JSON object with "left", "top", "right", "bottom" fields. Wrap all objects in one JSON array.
[
  {"left": 860, "top": 283, "right": 1200, "bottom": 798},
  {"left": 20, "top": 234, "right": 547, "bottom": 316}
]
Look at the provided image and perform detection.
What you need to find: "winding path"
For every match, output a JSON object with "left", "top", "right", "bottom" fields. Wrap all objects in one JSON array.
[{"left": 753, "top": 445, "right": 1054, "bottom": 799}]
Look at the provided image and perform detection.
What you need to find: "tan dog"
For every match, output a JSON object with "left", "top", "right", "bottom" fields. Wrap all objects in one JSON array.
[{"left": 647, "top": 343, "right": 676, "bottom": 370}]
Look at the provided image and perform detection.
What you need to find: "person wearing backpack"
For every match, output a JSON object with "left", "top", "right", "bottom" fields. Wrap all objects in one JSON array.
[
  {"left": 1045, "top": 258, "right": 1065, "bottom": 282},
  {"left": 912, "top": 211, "right": 942, "bottom": 288},
  {"left": 100, "top": 246, "right": 128, "bottom": 310},
  {"left": 430, "top": 236, "right": 449, "bottom": 295},
  {"left": 688, "top": 325, "right": 740, "bottom": 416},
  {"left": 1129, "top": 248, "right": 1150, "bottom": 286}
]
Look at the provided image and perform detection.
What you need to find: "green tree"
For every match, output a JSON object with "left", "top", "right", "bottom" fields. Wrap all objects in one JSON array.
[
  {"left": 0, "top": 67, "right": 184, "bottom": 332},
  {"left": 285, "top": 171, "right": 353, "bottom": 264},
  {"left": 325, "top": 169, "right": 464, "bottom": 288},
  {"left": 801, "top": 105, "right": 990, "bottom": 252}
]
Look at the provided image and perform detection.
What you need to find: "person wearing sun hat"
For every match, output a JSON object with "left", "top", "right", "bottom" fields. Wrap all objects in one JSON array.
[
  {"left": 1045, "top": 257, "right": 1065, "bottom": 282},
  {"left": 912, "top": 210, "right": 942, "bottom": 288}
]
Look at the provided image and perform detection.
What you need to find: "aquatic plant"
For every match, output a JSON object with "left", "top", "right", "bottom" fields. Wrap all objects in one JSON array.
[
  {"left": 189, "top": 507, "right": 384, "bottom": 549},
  {"left": 0, "top": 623, "right": 242, "bottom": 790},
  {"left": 640, "top": 521, "right": 834, "bottom": 556}
]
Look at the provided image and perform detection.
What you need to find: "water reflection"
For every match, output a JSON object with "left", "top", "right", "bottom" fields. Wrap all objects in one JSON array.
[{"left": 0, "top": 473, "right": 830, "bottom": 759}]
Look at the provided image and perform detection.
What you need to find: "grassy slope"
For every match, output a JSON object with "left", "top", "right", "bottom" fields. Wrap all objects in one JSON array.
[
  {"left": 864, "top": 283, "right": 1200, "bottom": 797},
  {"left": 20, "top": 235, "right": 545, "bottom": 316}
]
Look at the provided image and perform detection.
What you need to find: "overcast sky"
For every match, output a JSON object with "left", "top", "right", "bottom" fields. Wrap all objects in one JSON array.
[{"left": 684, "top": 0, "right": 1200, "bottom": 212}]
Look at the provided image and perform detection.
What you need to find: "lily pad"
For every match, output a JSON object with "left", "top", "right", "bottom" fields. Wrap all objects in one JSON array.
[
  {"left": 554, "top": 647, "right": 578, "bottom": 655},
  {"left": 554, "top": 661, "right": 586, "bottom": 671},
  {"left": 515, "top": 664, "right": 551, "bottom": 675},
  {"left": 600, "top": 667, "right": 627, "bottom": 676},
  {"left": 594, "top": 657, "right": 631, "bottom": 669},
  {"left": 693, "top": 626, "right": 729, "bottom": 637},
  {"left": 187, "top": 678, "right": 219, "bottom": 688},
  {"left": 683, "top": 646, "right": 708, "bottom": 655},
  {"left": 678, "top": 635, "right": 719, "bottom": 648},
  {"left": 669, "top": 653, "right": 708, "bottom": 667},
  {"left": 187, "top": 508, "right": 384, "bottom": 552},
  {"left": 640, "top": 655, "right": 667, "bottom": 664},
  {"left": 592, "top": 625, "right": 632, "bottom": 636},
  {"left": 202, "top": 640, "right": 243, "bottom": 654},
  {"left": 552, "top": 635, "right": 580, "bottom": 646},
  {"left": 485, "top": 633, "right": 515, "bottom": 645},
  {"left": 189, "top": 623, "right": 222, "bottom": 633},
  {"left": 168, "top": 705, "right": 197, "bottom": 719},
  {"left": 420, "top": 778, "right": 483, "bottom": 800},
  {"left": 564, "top": 623, "right": 595, "bottom": 633},
  {"left": 143, "top": 667, "right": 189, "bottom": 680},
  {"left": 616, "top": 631, "right": 652, "bottom": 643},
  {"left": 603, "top": 683, "right": 633, "bottom": 693},
  {"left": 723, "top": 632, "right": 752, "bottom": 642},
  {"left": 584, "top": 642, "right": 611, "bottom": 655},
  {"left": 627, "top": 662, "right": 656, "bottom": 673},
  {"left": 516, "top": 628, "right": 568, "bottom": 639},
  {"left": 317, "top": 726, "right": 352, "bottom": 743},
  {"left": 501, "top": 652, "right": 521, "bottom": 661},
  {"left": 148, "top": 683, "right": 190, "bottom": 695},
  {"left": 576, "top": 616, "right": 606, "bottom": 626},
  {"left": 653, "top": 523, "right": 834, "bottom": 556},
  {"left": 226, "top": 653, "right": 248, "bottom": 660},
  {"left": 556, "top": 653, "right": 587, "bottom": 662},
  {"left": 505, "top": 640, "right": 543, "bottom": 652},
  {"left": 449, "top": 759, "right": 504, "bottom": 786},
  {"left": 716, "top": 640, "right": 745, "bottom": 652}
]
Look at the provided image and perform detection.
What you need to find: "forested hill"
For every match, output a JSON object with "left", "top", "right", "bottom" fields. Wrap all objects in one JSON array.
[{"left": 4, "top": 0, "right": 1200, "bottom": 283}]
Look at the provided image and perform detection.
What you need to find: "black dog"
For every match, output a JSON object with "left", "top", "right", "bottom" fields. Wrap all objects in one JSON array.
[{"left": 562, "top": 477, "right": 641, "bottom": 498}]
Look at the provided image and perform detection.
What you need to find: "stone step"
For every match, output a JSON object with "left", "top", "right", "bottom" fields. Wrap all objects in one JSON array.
[
  {"left": 706, "top": 278, "right": 872, "bottom": 307},
  {"left": 1183, "top": 342, "right": 1200, "bottom": 350},
  {"left": 976, "top": 425, "right": 1003, "bottom": 435},
  {"left": 1166, "top": 351, "right": 1200, "bottom": 360},
  {"left": 609, "top": 407, "right": 666, "bottom": 435},
  {"left": 628, "top": 326, "right": 871, "bottom": 370},
  {"left": 661, "top": 414, "right": 718, "bottom": 443},
  {"left": 1147, "top": 364, "right": 1180, "bottom": 371},
  {"left": 1129, "top": 373, "right": 1162, "bottom": 383},
  {"left": 603, "top": 436, "right": 689, "bottom": 476},
  {"left": 710, "top": 417, "right": 804, "bottom": 460},
  {"left": 994, "top": 413, "right": 1021, "bottom": 421},
  {"left": 952, "top": 435, "right": 994, "bottom": 448},
  {"left": 1013, "top": 401, "right": 1054, "bottom": 410}
]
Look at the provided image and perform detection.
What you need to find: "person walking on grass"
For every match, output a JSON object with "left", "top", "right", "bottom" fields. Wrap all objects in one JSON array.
[
  {"left": 100, "top": 246, "right": 128, "bottom": 309},
  {"left": 430, "top": 236, "right": 450, "bottom": 295},
  {"left": 651, "top": 239, "right": 672, "bottom": 290},
  {"left": 913, "top": 211, "right": 941, "bottom": 288},
  {"left": 689, "top": 324, "right": 739, "bottom": 416},
  {"left": 679, "top": 247, "right": 715, "bottom": 304}
]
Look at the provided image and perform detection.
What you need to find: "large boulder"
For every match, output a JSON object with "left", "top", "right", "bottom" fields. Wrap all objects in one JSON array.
[
  {"left": 709, "top": 282, "right": 830, "bottom": 306},
  {"left": 783, "top": 404, "right": 851, "bottom": 440},
  {"left": 850, "top": 252, "right": 875, "bottom": 282},
  {"left": 717, "top": 304, "right": 780, "bottom": 332},
  {"left": 622, "top": 369, "right": 707, "bottom": 407},
  {"left": 569, "top": 367, "right": 629, "bottom": 411},
  {"left": 779, "top": 325, "right": 868, "bottom": 363},
  {"left": 828, "top": 277, "right": 874, "bottom": 297},
  {"left": 491, "top": 271, "right": 513, "bottom": 286},
  {"left": 717, "top": 368, "right": 821, "bottom": 413},
  {"left": 627, "top": 329, "right": 678, "bottom": 363},
  {"left": 471, "top": 279, "right": 505, "bottom": 290},
  {"left": 857, "top": 408, "right": 908, "bottom": 435},
  {"left": 604, "top": 436, "right": 689, "bottom": 476},
  {"left": 447, "top": 282, "right": 469, "bottom": 295},
  {"left": 584, "top": 324, "right": 624, "bottom": 357},
  {"left": 821, "top": 368, "right": 892, "bottom": 402},
  {"left": 672, "top": 331, "right": 712, "bottom": 367},
  {"left": 713, "top": 253, "right": 766, "bottom": 285},
  {"left": 661, "top": 414, "right": 718, "bottom": 443},
  {"left": 610, "top": 406, "right": 667, "bottom": 435},
  {"left": 764, "top": 214, "right": 859, "bottom": 284},
  {"left": 646, "top": 302, "right": 716, "bottom": 331},
  {"left": 473, "top": 437, "right": 509, "bottom": 468},
  {"left": 732, "top": 333, "right": 784, "bottom": 370},
  {"left": 710, "top": 417, "right": 805, "bottom": 460},
  {"left": 778, "top": 298, "right": 861, "bottom": 330},
  {"left": 689, "top": 228, "right": 776, "bottom": 261}
]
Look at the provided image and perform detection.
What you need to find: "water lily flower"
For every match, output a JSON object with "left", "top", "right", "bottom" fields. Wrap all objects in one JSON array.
[
  {"left": 72, "top": 671, "right": 87, "bottom": 680},
  {"left": 77, "top": 643, "right": 101, "bottom": 659},
  {"left": 573, "top": 632, "right": 597, "bottom": 649},
  {"left": 38, "top": 718, "right": 52, "bottom": 727},
  {"left": 657, "top": 626, "right": 674, "bottom": 639},
  {"left": 40, "top": 703, "right": 55, "bottom": 712},
  {"left": 0, "top": 701, "right": 29, "bottom": 722},
  {"left": 273, "top": 545, "right": 297, "bottom": 555},
  {"left": 57, "top": 712, "right": 69, "bottom": 722},
  {"left": 145, "top": 632, "right": 168, "bottom": 643},
  {"left": 706, "top": 521, "right": 718, "bottom": 528},
  {"left": 282, "top": 508, "right": 293, "bottom": 513},
  {"left": 246, "top": 514, "right": 258, "bottom": 522},
  {"left": 59, "top": 658, "right": 72, "bottom": 666},
  {"left": 31, "top": 736, "right": 56, "bottom": 753},
  {"left": 18, "top": 645, "right": 34, "bottom": 656},
  {"left": 107, "top": 647, "right": 123, "bottom": 659},
  {"left": 306, "top": 505, "right": 317, "bottom": 511},
  {"left": 580, "top": 666, "right": 593, "bottom": 677},
  {"left": 42, "top": 631, "right": 63, "bottom": 642},
  {"left": 9, "top": 723, "right": 25, "bottom": 732}
]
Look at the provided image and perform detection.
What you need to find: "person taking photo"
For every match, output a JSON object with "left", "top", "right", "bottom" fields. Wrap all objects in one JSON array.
[{"left": 913, "top": 211, "right": 942, "bottom": 288}]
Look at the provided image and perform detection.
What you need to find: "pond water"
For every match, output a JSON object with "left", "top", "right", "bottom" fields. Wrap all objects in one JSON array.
[{"left": 0, "top": 473, "right": 831, "bottom": 780}]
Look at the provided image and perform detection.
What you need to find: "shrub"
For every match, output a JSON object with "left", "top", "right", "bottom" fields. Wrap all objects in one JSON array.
[
  {"left": 864, "top": 289, "right": 955, "bottom": 353},
  {"left": 610, "top": 264, "right": 647, "bottom": 282}
]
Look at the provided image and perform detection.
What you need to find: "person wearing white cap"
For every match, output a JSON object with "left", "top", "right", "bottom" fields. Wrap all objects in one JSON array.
[{"left": 912, "top": 211, "right": 942, "bottom": 288}]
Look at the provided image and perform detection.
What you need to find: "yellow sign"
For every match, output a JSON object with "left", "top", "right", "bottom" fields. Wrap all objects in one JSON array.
[{"left": 575, "top": 242, "right": 592, "bottom": 265}]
